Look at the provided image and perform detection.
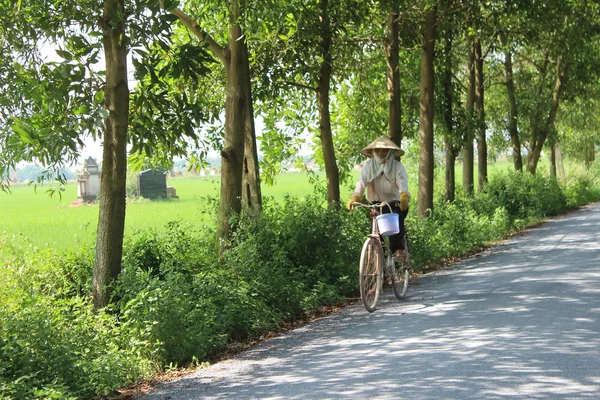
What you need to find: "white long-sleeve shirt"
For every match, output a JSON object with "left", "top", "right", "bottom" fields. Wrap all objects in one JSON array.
[{"left": 351, "top": 158, "right": 410, "bottom": 203}]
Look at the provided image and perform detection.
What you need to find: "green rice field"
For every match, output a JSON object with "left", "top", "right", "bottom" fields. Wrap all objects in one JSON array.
[
  {"left": 0, "top": 158, "right": 540, "bottom": 251},
  {"left": 2, "top": 172, "right": 354, "bottom": 250}
]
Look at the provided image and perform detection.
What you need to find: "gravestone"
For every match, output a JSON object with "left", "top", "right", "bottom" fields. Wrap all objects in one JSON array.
[
  {"left": 137, "top": 169, "right": 167, "bottom": 199},
  {"left": 77, "top": 157, "right": 101, "bottom": 202}
]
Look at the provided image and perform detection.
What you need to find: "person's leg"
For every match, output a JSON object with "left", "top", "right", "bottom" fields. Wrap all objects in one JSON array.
[
  {"left": 384, "top": 203, "right": 407, "bottom": 256},
  {"left": 394, "top": 208, "right": 408, "bottom": 258}
]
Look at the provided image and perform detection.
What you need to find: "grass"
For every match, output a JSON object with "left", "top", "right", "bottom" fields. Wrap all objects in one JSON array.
[
  {"left": 0, "top": 157, "right": 552, "bottom": 251},
  {"left": 1, "top": 172, "right": 335, "bottom": 250}
]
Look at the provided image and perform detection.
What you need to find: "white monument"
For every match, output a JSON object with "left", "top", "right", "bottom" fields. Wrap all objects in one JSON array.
[{"left": 77, "top": 157, "right": 101, "bottom": 202}]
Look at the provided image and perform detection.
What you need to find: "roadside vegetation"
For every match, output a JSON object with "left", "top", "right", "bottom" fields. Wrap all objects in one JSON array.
[{"left": 1, "top": 162, "right": 599, "bottom": 399}]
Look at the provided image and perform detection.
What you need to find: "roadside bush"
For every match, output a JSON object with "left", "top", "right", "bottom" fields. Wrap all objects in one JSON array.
[
  {"left": 225, "top": 195, "right": 366, "bottom": 319},
  {"left": 115, "top": 220, "right": 280, "bottom": 364},
  {"left": 485, "top": 171, "right": 566, "bottom": 221},
  {"left": 0, "top": 237, "right": 155, "bottom": 399},
  {"left": 108, "top": 196, "right": 366, "bottom": 367},
  {"left": 407, "top": 195, "right": 510, "bottom": 267},
  {"left": 563, "top": 174, "right": 600, "bottom": 208},
  {"left": 113, "top": 266, "right": 279, "bottom": 365},
  {"left": 560, "top": 162, "right": 600, "bottom": 208}
]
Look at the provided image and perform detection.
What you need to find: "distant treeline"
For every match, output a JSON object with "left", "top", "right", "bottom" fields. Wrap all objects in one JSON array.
[{"left": 11, "top": 165, "right": 77, "bottom": 183}]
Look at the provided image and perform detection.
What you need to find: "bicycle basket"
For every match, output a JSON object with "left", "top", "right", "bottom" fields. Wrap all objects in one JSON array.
[{"left": 376, "top": 213, "right": 400, "bottom": 236}]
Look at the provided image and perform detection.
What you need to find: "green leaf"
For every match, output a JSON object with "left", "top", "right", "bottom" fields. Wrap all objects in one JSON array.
[
  {"left": 73, "top": 105, "right": 90, "bottom": 115},
  {"left": 12, "top": 122, "right": 34, "bottom": 144},
  {"left": 55, "top": 49, "right": 73, "bottom": 60},
  {"left": 94, "top": 90, "right": 105, "bottom": 105}
]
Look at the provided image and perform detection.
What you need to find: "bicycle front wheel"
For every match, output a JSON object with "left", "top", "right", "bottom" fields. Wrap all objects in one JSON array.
[{"left": 359, "top": 237, "right": 383, "bottom": 312}]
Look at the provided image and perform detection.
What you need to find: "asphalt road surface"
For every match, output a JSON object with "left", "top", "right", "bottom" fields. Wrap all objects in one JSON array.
[{"left": 143, "top": 203, "right": 600, "bottom": 399}]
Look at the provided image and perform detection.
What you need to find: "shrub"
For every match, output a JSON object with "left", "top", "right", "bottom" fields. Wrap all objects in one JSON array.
[
  {"left": 0, "top": 238, "right": 155, "bottom": 399},
  {"left": 563, "top": 175, "right": 600, "bottom": 208},
  {"left": 224, "top": 195, "right": 366, "bottom": 318},
  {"left": 485, "top": 171, "right": 566, "bottom": 221}
]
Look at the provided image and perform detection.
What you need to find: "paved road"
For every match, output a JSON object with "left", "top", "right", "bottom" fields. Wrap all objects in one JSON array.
[{"left": 144, "top": 203, "right": 600, "bottom": 399}]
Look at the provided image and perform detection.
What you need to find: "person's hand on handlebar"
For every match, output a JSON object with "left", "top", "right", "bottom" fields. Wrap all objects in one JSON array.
[{"left": 346, "top": 196, "right": 360, "bottom": 211}]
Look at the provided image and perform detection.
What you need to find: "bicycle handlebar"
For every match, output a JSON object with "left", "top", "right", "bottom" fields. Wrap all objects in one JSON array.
[{"left": 351, "top": 201, "right": 394, "bottom": 214}]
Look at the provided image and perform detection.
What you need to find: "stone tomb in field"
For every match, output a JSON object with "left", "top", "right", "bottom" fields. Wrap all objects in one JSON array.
[
  {"left": 137, "top": 169, "right": 178, "bottom": 199},
  {"left": 76, "top": 157, "right": 101, "bottom": 202}
]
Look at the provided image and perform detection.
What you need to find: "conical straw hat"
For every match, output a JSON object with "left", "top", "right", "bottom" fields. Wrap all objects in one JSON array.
[{"left": 360, "top": 136, "right": 405, "bottom": 158}]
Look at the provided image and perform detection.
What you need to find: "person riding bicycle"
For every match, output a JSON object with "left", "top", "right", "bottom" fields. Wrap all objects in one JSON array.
[{"left": 346, "top": 136, "right": 410, "bottom": 260}]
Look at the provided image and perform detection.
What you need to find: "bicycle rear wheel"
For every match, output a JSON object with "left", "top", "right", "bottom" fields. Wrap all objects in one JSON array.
[
  {"left": 359, "top": 237, "right": 383, "bottom": 312},
  {"left": 391, "top": 235, "right": 410, "bottom": 299}
]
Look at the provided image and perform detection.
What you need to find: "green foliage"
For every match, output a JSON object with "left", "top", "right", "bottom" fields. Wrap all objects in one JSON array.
[
  {"left": 226, "top": 195, "right": 366, "bottom": 318},
  {"left": 405, "top": 169, "right": 590, "bottom": 267},
  {"left": 485, "top": 171, "right": 566, "bottom": 221},
  {"left": 129, "top": 42, "right": 214, "bottom": 169},
  {"left": 112, "top": 196, "right": 366, "bottom": 366},
  {"left": 407, "top": 195, "right": 510, "bottom": 266},
  {"left": 0, "top": 237, "right": 154, "bottom": 399},
  {"left": 560, "top": 162, "right": 600, "bottom": 209}
]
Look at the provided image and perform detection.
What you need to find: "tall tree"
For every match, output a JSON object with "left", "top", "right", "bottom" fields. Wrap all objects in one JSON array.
[
  {"left": 316, "top": 0, "right": 341, "bottom": 207},
  {"left": 438, "top": 0, "right": 460, "bottom": 203},
  {"left": 518, "top": 1, "right": 600, "bottom": 174},
  {"left": 386, "top": 7, "right": 402, "bottom": 147},
  {"left": 474, "top": 39, "right": 487, "bottom": 192},
  {"left": 525, "top": 55, "right": 569, "bottom": 174},
  {"left": 502, "top": 43, "right": 522, "bottom": 172},
  {"left": 417, "top": 4, "right": 437, "bottom": 218},
  {"left": 163, "top": 0, "right": 263, "bottom": 246},
  {"left": 462, "top": 40, "right": 476, "bottom": 196},
  {"left": 92, "top": 0, "right": 130, "bottom": 309},
  {"left": 2, "top": 0, "right": 208, "bottom": 308},
  {"left": 252, "top": 0, "right": 372, "bottom": 206}
]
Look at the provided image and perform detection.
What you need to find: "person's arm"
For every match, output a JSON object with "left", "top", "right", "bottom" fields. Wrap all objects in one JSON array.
[
  {"left": 396, "top": 162, "right": 410, "bottom": 199},
  {"left": 396, "top": 162, "right": 410, "bottom": 211}
]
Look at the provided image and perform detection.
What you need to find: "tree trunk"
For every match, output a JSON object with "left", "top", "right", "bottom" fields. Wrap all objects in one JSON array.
[
  {"left": 463, "top": 42, "right": 475, "bottom": 196},
  {"left": 585, "top": 140, "right": 594, "bottom": 169},
  {"left": 549, "top": 142, "right": 557, "bottom": 178},
  {"left": 504, "top": 49, "right": 522, "bottom": 172},
  {"left": 166, "top": 3, "right": 258, "bottom": 250},
  {"left": 442, "top": 26, "right": 455, "bottom": 203},
  {"left": 240, "top": 38, "right": 262, "bottom": 214},
  {"left": 92, "top": 0, "right": 129, "bottom": 309},
  {"left": 317, "top": 0, "right": 340, "bottom": 207},
  {"left": 386, "top": 9, "right": 402, "bottom": 147},
  {"left": 475, "top": 40, "right": 487, "bottom": 193},
  {"left": 217, "top": 20, "right": 246, "bottom": 247},
  {"left": 526, "top": 57, "right": 569, "bottom": 175},
  {"left": 417, "top": 6, "right": 436, "bottom": 218},
  {"left": 556, "top": 143, "right": 566, "bottom": 183}
]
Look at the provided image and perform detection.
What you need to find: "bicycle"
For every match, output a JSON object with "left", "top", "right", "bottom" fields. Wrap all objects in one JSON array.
[{"left": 352, "top": 201, "right": 411, "bottom": 312}]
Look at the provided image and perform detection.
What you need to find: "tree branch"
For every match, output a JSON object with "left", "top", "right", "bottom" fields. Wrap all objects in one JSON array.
[
  {"left": 161, "top": 2, "right": 225, "bottom": 63},
  {"left": 452, "top": 72, "right": 467, "bottom": 92},
  {"left": 282, "top": 80, "right": 317, "bottom": 92}
]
